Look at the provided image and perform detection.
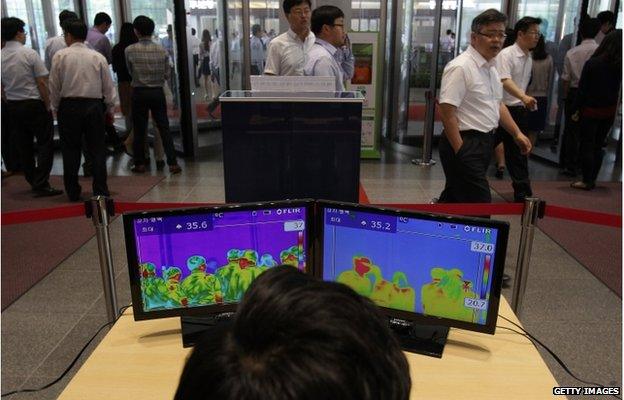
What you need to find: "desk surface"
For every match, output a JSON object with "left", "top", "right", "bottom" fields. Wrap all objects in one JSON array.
[{"left": 58, "top": 298, "right": 560, "bottom": 399}]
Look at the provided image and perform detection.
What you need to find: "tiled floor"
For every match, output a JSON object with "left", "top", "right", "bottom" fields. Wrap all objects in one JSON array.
[{"left": 1, "top": 140, "right": 621, "bottom": 399}]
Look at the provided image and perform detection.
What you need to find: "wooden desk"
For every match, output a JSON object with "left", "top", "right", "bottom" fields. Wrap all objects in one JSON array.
[{"left": 58, "top": 298, "right": 560, "bottom": 399}]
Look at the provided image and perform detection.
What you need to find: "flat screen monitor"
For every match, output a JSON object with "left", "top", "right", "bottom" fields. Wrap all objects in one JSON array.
[
  {"left": 123, "top": 200, "right": 314, "bottom": 322},
  {"left": 315, "top": 200, "right": 509, "bottom": 357}
]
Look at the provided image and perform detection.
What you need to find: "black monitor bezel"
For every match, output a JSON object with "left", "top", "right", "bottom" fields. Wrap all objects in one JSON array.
[
  {"left": 123, "top": 199, "right": 315, "bottom": 321},
  {"left": 314, "top": 200, "right": 509, "bottom": 335}
]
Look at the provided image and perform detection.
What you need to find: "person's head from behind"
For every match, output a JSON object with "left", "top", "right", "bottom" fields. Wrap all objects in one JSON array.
[
  {"left": 311, "top": 5, "right": 346, "bottom": 48},
  {"left": 1, "top": 17, "right": 26, "bottom": 45},
  {"left": 597, "top": 11, "right": 615, "bottom": 34},
  {"left": 514, "top": 16, "right": 542, "bottom": 50},
  {"left": 166, "top": 24, "right": 173, "bottom": 38},
  {"left": 580, "top": 17, "right": 601, "bottom": 39},
  {"left": 283, "top": 0, "right": 312, "bottom": 34},
  {"left": 93, "top": 12, "right": 112, "bottom": 34},
  {"left": 531, "top": 33, "right": 549, "bottom": 60},
  {"left": 63, "top": 18, "right": 87, "bottom": 47},
  {"left": 252, "top": 24, "right": 262, "bottom": 37},
  {"left": 191, "top": 27, "right": 196, "bottom": 36},
  {"left": 118, "top": 22, "right": 138, "bottom": 46},
  {"left": 133, "top": 15, "right": 154, "bottom": 39},
  {"left": 58, "top": 10, "right": 78, "bottom": 26},
  {"left": 201, "top": 29, "right": 211, "bottom": 45},
  {"left": 592, "top": 29, "right": 621, "bottom": 70},
  {"left": 175, "top": 266, "right": 411, "bottom": 400},
  {"left": 470, "top": 9, "right": 507, "bottom": 60}
]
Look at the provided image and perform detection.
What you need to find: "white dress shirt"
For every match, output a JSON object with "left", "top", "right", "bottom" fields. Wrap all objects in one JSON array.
[
  {"left": 496, "top": 43, "right": 532, "bottom": 107},
  {"left": 44, "top": 35, "right": 67, "bottom": 71},
  {"left": 304, "top": 38, "right": 345, "bottom": 91},
  {"left": 49, "top": 42, "right": 116, "bottom": 111},
  {"left": 1, "top": 40, "right": 48, "bottom": 101},
  {"left": 438, "top": 45, "right": 503, "bottom": 133},
  {"left": 561, "top": 39, "right": 599, "bottom": 88},
  {"left": 189, "top": 35, "right": 201, "bottom": 56},
  {"left": 264, "top": 29, "right": 315, "bottom": 76}
]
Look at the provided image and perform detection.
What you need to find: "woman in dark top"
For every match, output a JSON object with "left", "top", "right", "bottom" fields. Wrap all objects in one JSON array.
[
  {"left": 199, "top": 29, "right": 212, "bottom": 100},
  {"left": 112, "top": 23, "right": 138, "bottom": 136},
  {"left": 571, "top": 30, "right": 622, "bottom": 190}
]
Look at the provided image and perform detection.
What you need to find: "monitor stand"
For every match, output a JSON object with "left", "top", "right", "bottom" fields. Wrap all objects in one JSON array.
[
  {"left": 388, "top": 318, "right": 450, "bottom": 358},
  {"left": 180, "top": 313, "right": 234, "bottom": 348}
]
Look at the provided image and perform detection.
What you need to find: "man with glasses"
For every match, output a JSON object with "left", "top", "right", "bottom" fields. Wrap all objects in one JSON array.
[
  {"left": 264, "top": 0, "right": 315, "bottom": 76},
  {"left": 1, "top": 17, "right": 63, "bottom": 197},
  {"left": 437, "top": 9, "right": 532, "bottom": 205},
  {"left": 494, "top": 16, "right": 541, "bottom": 202},
  {"left": 304, "top": 5, "right": 347, "bottom": 91}
]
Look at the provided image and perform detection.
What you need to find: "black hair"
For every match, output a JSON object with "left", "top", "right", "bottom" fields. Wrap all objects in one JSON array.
[
  {"left": 597, "top": 10, "right": 615, "bottom": 26},
  {"left": 446, "top": 29, "right": 452, "bottom": 35},
  {"left": 282, "top": 0, "right": 312, "bottom": 14},
  {"left": 58, "top": 10, "right": 78, "bottom": 25},
  {"left": 580, "top": 17, "right": 601, "bottom": 39},
  {"left": 132, "top": 15, "right": 155, "bottom": 37},
  {"left": 471, "top": 8, "right": 507, "bottom": 33},
  {"left": 1, "top": 17, "right": 25, "bottom": 42},
  {"left": 503, "top": 27, "right": 516, "bottom": 47},
  {"left": 514, "top": 16, "right": 542, "bottom": 34},
  {"left": 191, "top": 27, "right": 196, "bottom": 35},
  {"left": 63, "top": 18, "right": 88, "bottom": 41},
  {"left": 531, "top": 34, "right": 549, "bottom": 60},
  {"left": 311, "top": 5, "right": 344, "bottom": 35},
  {"left": 118, "top": 22, "right": 138, "bottom": 48},
  {"left": 93, "top": 12, "right": 112, "bottom": 26},
  {"left": 592, "top": 29, "right": 621, "bottom": 70},
  {"left": 201, "top": 29, "right": 211, "bottom": 52},
  {"left": 175, "top": 266, "right": 411, "bottom": 400},
  {"left": 252, "top": 24, "right": 262, "bottom": 35}
]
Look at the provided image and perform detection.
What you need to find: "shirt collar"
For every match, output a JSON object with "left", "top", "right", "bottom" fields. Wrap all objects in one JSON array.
[
  {"left": 315, "top": 38, "right": 338, "bottom": 56},
  {"left": 467, "top": 45, "right": 495, "bottom": 68},
  {"left": 287, "top": 28, "right": 312, "bottom": 43},
  {"left": 4, "top": 40, "right": 22, "bottom": 49},
  {"left": 581, "top": 38, "right": 597, "bottom": 45},
  {"left": 89, "top": 27, "right": 103, "bottom": 36},
  {"left": 511, "top": 42, "right": 529, "bottom": 57},
  {"left": 69, "top": 42, "right": 88, "bottom": 48}
]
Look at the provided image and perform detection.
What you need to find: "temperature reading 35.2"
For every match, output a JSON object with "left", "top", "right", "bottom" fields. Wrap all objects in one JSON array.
[{"left": 470, "top": 241, "right": 494, "bottom": 254}]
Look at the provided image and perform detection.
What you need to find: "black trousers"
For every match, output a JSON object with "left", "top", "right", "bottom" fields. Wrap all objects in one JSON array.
[
  {"left": 495, "top": 105, "right": 533, "bottom": 202},
  {"left": 579, "top": 116, "right": 614, "bottom": 184},
  {"left": 438, "top": 131, "right": 494, "bottom": 203},
  {"left": 561, "top": 88, "right": 580, "bottom": 171},
  {"left": 5, "top": 99, "right": 54, "bottom": 189},
  {"left": 1, "top": 99, "right": 20, "bottom": 171},
  {"left": 57, "top": 98, "right": 109, "bottom": 199},
  {"left": 131, "top": 87, "right": 178, "bottom": 166}
]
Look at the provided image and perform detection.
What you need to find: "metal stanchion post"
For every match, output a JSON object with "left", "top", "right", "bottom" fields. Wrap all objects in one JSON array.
[
  {"left": 87, "top": 196, "right": 119, "bottom": 324},
  {"left": 511, "top": 197, "right": 543, "bottom": 315},
  {"left": 412, "top": 90, "right": 437, "bottom": 166}
]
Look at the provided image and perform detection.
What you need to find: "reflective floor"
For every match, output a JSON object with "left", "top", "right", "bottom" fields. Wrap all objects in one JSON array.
[{"left": 1, "top": 137, "right": 621, "bottom": 399}]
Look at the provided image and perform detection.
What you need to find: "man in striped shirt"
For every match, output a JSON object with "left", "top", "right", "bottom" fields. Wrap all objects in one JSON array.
[{"left": 125, "top": 15, "right": 181, "bottom": 174}]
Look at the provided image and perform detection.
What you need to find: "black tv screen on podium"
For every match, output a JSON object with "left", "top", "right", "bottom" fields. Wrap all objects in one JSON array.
[
  {"left": 122, "top": 199, "right": 314, "bottom": 322},
  {"left": 315, "top": 200, "right": 509, "bottom": 357}
]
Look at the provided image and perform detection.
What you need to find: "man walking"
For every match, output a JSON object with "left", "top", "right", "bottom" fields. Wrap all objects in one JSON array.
[
  {"left": 125, "top": 15, "right": 181, "bottom": 174},
  {"left": 49, "top": 18, "right": 116, "bottom": 201},
  {"left": 1, "top": 17, "right": 62, "bottom": 197},
  {"left": 495, "top": 16, "right": 541, "bottom": 202},
  {"left": 86, "top": 12, "right": 112, "bottom": 63}
]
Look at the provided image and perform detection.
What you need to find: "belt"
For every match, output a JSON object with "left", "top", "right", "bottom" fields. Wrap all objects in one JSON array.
[
  {"left": 6, "top": 98, "right": 42, "bottom": 104},
  {"left": 61, "top": 97, "right": 102, "bottom": 101},
  {"left": 459, "top": 129, "right": 495, "bottom": 135}
]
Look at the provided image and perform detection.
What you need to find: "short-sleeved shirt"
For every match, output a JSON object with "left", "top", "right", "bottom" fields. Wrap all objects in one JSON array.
[
  {"left": 496, "top": 43, "right": 532, "bottom": 107},
  {"left": 125, "top": 38, "right": 170, "bottom": 88},
  {"left": 438, "top": 45, "right": 503, "bottom": 133},
  {"left": 44, "top": 35, "right": 67, "bottom": 71},
  {"left": 250, "top": 35, "right": 266, "bottom": 71},
  {"left": 264, "top": 29, "right": 315, "bottom": 76},
  {"left": 304, "top": 38, "right": 345, "bottom": 91},
  {"left": 86, "top": 27, "right": 112, "bottom": 64},
  {"left": 1, "top": 40, "right": 48, "bottom": 101},
  {"left": 48, "top": 42, "right": 116, "bottom": 111},
  {"left": 561, "top": 39, "right": 598, "bottom": 88}
]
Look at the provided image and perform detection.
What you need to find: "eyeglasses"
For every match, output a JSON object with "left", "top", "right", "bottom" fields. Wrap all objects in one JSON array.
[
  {"left": 290, "top": 8, "right": 311, "bottom": 16},
  {"left": 525, "top": 30, "right": 541, "bottom": 36},
  {"left": 476, "top": 31, "right": 507, "bottom": 40},
  {"left": 331, "top": 23, "right": 344, "bottom": 28}
]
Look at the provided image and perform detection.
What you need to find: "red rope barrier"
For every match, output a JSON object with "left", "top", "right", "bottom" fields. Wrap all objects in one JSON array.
[{"left": 1, "top": 200, "right": 621, "bottom": 228}]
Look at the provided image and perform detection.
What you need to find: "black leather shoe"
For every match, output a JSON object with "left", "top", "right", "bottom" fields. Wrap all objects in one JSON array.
[{"left": 33, "top": 186, "right": 63, "bottom": 197}]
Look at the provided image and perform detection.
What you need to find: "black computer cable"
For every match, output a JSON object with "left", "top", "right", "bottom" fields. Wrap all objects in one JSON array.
[
  {"left": 498, "top": 315, "right": 622, "bottom": 400},
  {"left": 1, "top": 304, "right": 132, "bottom": 398}
]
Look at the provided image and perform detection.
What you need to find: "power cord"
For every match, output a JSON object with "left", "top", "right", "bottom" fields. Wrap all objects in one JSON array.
[
  {"left": 1, "top": 305, "right": 132, "bottom": 398},
  {"left": 498, "top": 315, "right": 621, "bottom": 400}
]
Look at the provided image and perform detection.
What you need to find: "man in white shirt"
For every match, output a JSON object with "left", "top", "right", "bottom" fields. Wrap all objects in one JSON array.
[
  {"left": 264, "top": 0, "right": 315, "bottom": 76},
  {"left": 304, "top": 5, "right": 346, "bottom": 91},
  {"left": 1, "top": 17, "right": 62, "bottom": 197},
  {"left": 250, "top": 24, "right": 266, "bottom": 75},
  {"left": 437, "top": 9, "right": 531, "bottom": 204},
  {"left": 49, "top": 19, "right": 116, "bottom": 201},
  {"left": 44, "top": 10, "right": 78, "bottom": 71},
  {"left": 495, "top": 16, "right": 541, "bottom": 202},
  {"left": 560, "top": 18, "right": 600, "bottom": 176}
]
